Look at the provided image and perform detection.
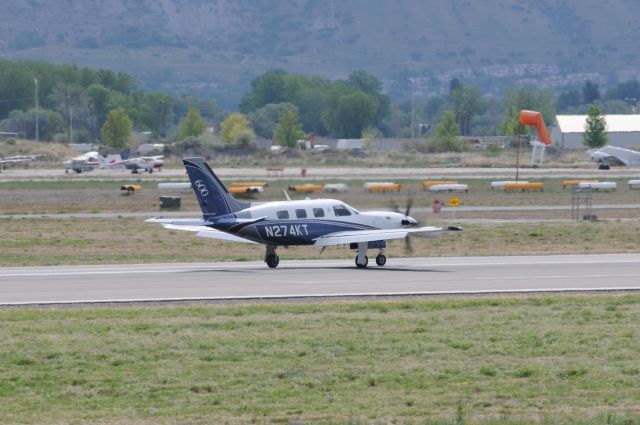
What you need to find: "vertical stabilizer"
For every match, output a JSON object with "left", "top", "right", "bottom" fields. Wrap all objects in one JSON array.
[{"left": 183, "top": 157, "right": 247, "bottom": 218}]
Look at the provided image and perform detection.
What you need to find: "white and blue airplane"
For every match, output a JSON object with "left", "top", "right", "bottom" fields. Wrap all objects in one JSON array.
[{"left": 147, "top": 157, "right": 462, "bottom": 268}]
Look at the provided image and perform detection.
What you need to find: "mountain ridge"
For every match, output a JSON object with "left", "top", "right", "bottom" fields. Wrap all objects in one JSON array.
[{"left": 3, "top": 0, "right": 639, "bottom": 107}]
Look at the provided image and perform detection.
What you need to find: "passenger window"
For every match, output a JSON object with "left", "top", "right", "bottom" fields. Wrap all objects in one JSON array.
[
  {"left": 277, "top": 210, "right": 289, "bottom": 219},
  {"left": 295, "top": 209, "right": 307, "bottom": 219},
  {"left": 313, "top": 208, "right": 324, "bottom": 218},
  {"left": 333, "top": 205, "right": 351, "bottom": 216}
]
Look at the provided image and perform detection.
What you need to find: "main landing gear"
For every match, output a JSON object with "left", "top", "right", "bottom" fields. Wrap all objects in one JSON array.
[
  {"left": 354, "top": 242, "right": 386, "bottom": 269},
  {"left": 265, "top": 245, "right": 280, "bottom": 269}
]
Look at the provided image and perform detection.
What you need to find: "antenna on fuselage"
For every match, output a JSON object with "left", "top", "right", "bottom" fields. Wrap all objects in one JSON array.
[{"left": 283, "top": 190, "right": 291, "bottom": 202}]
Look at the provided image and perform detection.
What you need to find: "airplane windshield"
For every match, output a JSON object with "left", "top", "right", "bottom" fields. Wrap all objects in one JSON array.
[{"left": 333, "top": 204, "right": 352, "bottom": 217}]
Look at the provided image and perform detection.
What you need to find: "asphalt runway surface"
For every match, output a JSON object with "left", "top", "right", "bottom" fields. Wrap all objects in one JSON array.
[{"left": 1, "top": 254, "right": 639, "bottom": 305}]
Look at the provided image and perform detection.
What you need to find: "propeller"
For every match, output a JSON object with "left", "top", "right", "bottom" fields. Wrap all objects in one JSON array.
[
  {"left": 391, "top": 192, "right": 419, "bottom": 227},
  {"left": 389, "top": 192, "right": 418, "bottom": 254}
]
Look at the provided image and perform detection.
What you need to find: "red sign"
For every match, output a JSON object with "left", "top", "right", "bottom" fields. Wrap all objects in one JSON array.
[{"left": 432, "top": 199, "right": 442, "bottom": 214}]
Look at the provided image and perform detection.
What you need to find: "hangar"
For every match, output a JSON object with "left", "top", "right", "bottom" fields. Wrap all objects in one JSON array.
[{"left": 552, "top": 114, "right": 640, "bottom": 149}]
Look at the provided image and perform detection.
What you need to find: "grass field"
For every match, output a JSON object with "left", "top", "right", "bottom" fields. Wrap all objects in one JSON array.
[
  {"left": 1, "top": 217, "right": 640, "bottom": 266},
  {"left": 1, "top": 295, "right": 639, "bottom": 424}
]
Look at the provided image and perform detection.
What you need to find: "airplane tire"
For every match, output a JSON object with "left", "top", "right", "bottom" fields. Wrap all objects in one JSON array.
[
  {"left": 266, "top": 254, "right": 279, "bottom": 269},
  {"left": 149, "top": 169, "right": 153, "bottom": 174},
  {"left": 355, "top": 255, "right": 368, "bottom": 268},
  {"left": 375, "top": 254, "right": 386, "bottom": 267}
]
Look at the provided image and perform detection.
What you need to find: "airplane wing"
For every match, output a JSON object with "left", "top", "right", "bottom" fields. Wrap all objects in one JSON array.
[
  {"left": 145, "top": 217, "right": 257, "bottom": 244},
  {"left": 589, "top": 146, "right": 640, "bottom": 166},
  {"left": 313, "top": 226, "right": 461, "bottom": 247}
]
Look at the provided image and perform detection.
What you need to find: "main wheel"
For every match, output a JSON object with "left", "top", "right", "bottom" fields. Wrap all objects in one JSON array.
[
  {"left": 355, "top": 255, "right": 368, "bottom": 268},
  {"left": 375, "top": 254, "right": 387, "bottom": 267},
  {"left": 266, "top": 254, "right": 280, "bottom": 269}
]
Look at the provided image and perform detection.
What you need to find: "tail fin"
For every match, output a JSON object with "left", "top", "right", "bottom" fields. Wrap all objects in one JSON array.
[
  {"left": 120, "top": 148, "right": 130, "bottom": 160},
  {"left": 183, "top": 157, "right": 248, "bottom": 219},
  {"left": 98, "top": 153, "right": 122, "bottom": 168}
]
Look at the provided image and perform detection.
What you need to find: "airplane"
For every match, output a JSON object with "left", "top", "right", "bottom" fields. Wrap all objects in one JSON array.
[
  {"left": 588, "top": 145, "right": 640, "bottom": 169},
  {"left": 0, "top": 155, "right": 38, "bottom": 171},
  {"left": 147, "top": 157, "right": 462, "bottom": 269},
  {"left": 63, "top": 151, "right": 100, "bottom": 173},
  {"left": 102, "top": 155, "right": 164, "bottom": 174}
]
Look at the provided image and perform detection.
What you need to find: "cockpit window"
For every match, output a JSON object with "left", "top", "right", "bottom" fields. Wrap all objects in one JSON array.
[
  {"left": 295, "top": 209, "right": 307, "bottom": 219},
  {"left": 276, "top": 210, "right": 289, "bottom": 219},
  {"left": 333, "top": 205, "right": 351, "bottom": 216}
]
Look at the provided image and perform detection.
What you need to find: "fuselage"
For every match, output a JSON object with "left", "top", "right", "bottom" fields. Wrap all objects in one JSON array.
[{"left": 209, "top": 198, "right": 415, "bottom": 246}]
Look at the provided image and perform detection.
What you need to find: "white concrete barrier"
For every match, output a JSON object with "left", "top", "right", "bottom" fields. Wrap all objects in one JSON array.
[
  {"left": 429, "top": 184, "right": 469, "bottom": 192},
  {"left": 324, "top": 183, "right": 349, "bottom": 192},
  {"left": 158, "top": 182, "right": 191, "bottom": 190},
  {"left": 578, "top": 182, "right": 617, "bottom": 191}
]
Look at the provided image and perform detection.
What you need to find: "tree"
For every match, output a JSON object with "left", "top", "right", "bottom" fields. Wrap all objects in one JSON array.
[
  {"left": 582, "top": 80, "right": 600, "bottom": 105},
  {"left": 274, "top": 107, "right": 304, "bottom": 148},
  {"left": 239, "top": 69, "right": 287, "bottom": 113},
  {"left": 220, "top": 113, "right": 250, "bottom": 144},
  {"left": 322, "top": 88, "right": 378, "bottom": 138},
  {"left": 557, "top": 89, "right": 582, "bottom": 112},
  {"left": 141, "top": 92, "right": 172, "bottom": 138},
  {"left": 248, "top": 102, "right": 298, "bottom": 139},
  {"left": 583, "top": 105, "right": 608, "bottom": 148},
  {"left": 101, "top": 107, "right": 132, "bottom": 149},
  {"left": 450, "top": 86, "right": 486, "bottom": 136},
  {"left": 0, "top": 108, "right": 63, "bottom": 141},
  {"left": 499, "top": 86, "right": 556, "bottom": 135},
  {"left": 86, "top": 83, "right": 110, "bottom": 137},
  {"left": 178, "top": 107, "right": 206, "bottom": 139},
  {"left": 431, "top": 110, "right": 467, "bottom": 152},
  {"left": 347, "top": 70, "right": 390, "bottom": 124}
]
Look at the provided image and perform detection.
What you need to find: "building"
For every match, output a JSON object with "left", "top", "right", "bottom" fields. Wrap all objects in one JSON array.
[{"left": 552, "top": 115, "right": 640, "bottom": 149}]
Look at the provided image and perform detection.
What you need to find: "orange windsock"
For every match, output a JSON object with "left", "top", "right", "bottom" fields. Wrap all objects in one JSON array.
[{"left": 519, "top": 110, "right": 551, "bottom": 145}]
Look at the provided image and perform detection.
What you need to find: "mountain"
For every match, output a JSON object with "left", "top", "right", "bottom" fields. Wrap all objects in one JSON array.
[{"left": 2, "top": 0, "right": 639, "bottom": 108}]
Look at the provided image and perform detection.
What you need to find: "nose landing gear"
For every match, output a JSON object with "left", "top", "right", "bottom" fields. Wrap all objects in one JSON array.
[{"left": 375, "top": 250, "right": 387, "bottom": 267}]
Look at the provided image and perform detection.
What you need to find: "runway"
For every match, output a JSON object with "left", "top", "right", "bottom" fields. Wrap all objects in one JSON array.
[{"left": 1, "top": 254, "right": 639, "bottom": 305}]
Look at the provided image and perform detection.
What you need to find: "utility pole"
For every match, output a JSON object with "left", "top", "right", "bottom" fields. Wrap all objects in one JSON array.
[
  {"left": 409, "top": 78, "right": 416, "bottom": 139},
  {"left": 34, "top": 78, "right": 39, "bottom": 143}
]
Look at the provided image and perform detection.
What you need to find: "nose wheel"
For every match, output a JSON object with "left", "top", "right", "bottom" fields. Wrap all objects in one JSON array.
[{"left": 375, "top": 253, "right": 387, "bottom": 267}]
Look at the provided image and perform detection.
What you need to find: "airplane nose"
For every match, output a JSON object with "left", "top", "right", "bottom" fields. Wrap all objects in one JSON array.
[{"left": 401, "top": 216, "right": 418, "bottom": 226}]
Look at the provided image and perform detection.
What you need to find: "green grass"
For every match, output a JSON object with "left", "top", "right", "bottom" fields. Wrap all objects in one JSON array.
[{"left": 0, "top": 295, "right": 639, "bottom": 424}]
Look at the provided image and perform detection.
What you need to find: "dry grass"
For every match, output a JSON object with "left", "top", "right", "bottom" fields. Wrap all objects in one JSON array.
[
  {"left": 1, "top": 176, "right": 639, "bottom": 215},
  {"left": 1, "top": 218, "right": 639, "bottom": 266},
  {"left": 0, "top": 139, "right": 78, "bottom": 163}
]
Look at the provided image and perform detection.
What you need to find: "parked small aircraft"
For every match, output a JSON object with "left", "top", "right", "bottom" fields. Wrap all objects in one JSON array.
[
  {"left": 147, "top": 157, "right": 462, "bottom": 268},
  {"left": 103, "top": 155, "right": 164, "bottom": 173},
  {"left": 0, "top": 155, "right": 38, "bottom": 171},
  {"left": 63, "top": 151, "right": 101, "bottom": 173},
  {"left": 588, "top": 145, "right": 640, "bottom": 169}
]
